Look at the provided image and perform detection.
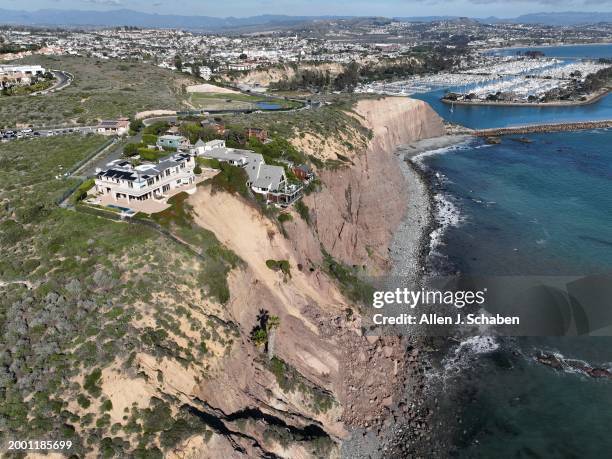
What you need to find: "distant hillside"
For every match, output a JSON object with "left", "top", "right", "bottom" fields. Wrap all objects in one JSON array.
[
  {"left": 513, "top": 11, "right": 612, "bottom": 26},
  {"left": 0, "top": 8, "right": 611, "bottom": 30},
  {"left": 0, "top": 8, "right": 344, "bottom": 31}
]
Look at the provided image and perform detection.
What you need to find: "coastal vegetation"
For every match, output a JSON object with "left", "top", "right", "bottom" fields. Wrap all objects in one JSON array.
[
  {"left": 265, "top": 259, "right": 291, "bottom": 277},
  {"left": 0, "top": 55, "right": 195, "bottom": 128},
  {"left": 0, "top": 135, "right": 242, "bottom": 455},
  {"left": 1, "top": 73, "right": 55, "bottom": 96}
]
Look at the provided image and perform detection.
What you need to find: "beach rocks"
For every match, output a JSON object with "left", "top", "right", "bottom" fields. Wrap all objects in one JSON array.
[{"left": 536, "top": 351, "right": 612, "bottom": 379}]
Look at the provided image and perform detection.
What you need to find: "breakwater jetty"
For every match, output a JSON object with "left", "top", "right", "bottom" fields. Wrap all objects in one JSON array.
[{"left": 474, "top": 120, "right": 612, "bottom": 137}]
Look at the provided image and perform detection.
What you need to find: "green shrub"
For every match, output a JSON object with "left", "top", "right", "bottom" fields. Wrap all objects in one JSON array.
[
  {"left": 209, "top": 163, "right": 249, "bottom": 197},
  {"left": 123, "top": 143, "right": 140, "bottom": 157},
  {"left": 294, "top": 200, "right": 310, "bottom": 223},
  {"left": 197, "top": 157, "right": 221, "bottom": 169},
  {"left": 193, "top": 164, "right": 202, "bottom": 175},
  {"left": 143, "top": 121, "right": 170, "bottom": 136},
  {"left": 83, "top": 368, "right": 102, "bottom": 398},
  {"left": 72, "top": 178, "right": 96, "bottom": 203},
  {"left": 138, "top": 148, "right": 165, "bottom": 162},
  {"left": 130, "top": 118, "right": 144, "bottom": 133},
  {"left": 277, "top": 213, "right": 293, "bottom": 224},
  {"left": 77, "top": 394, "right": 91, "bottom": 409},
  {"left": 265, "top": 259, "right": 291, "bottom": 276},
  {"left": 101, "top": 399, "right": 113, "bottom": 412},
  {"left": 141, "top": 133, "right": 158, "bottom": 145}
]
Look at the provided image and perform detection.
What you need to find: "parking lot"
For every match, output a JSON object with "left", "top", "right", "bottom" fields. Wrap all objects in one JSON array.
[{"left": 0, "top": 125, "right": 96, "bottom": 141}]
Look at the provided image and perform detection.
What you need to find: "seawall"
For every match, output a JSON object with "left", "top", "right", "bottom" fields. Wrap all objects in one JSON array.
[{"left": 475, "top": 119, "right": 612, "bottom": 136}]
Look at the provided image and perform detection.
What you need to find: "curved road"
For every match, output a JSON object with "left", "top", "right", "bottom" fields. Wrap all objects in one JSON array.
[{"left": 30, "top": 70, "right": 73, "bottom": 96}]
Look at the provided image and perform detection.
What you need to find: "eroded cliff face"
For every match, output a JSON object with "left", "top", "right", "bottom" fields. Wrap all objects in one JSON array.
[
  {"left": 220, "top": 62, "right": 345, "bottom": 88},
  {"left": 159, "top": 97, "right": 445, "bottom": 458},
  {"left": 306, "top": 97, "right": 446, "bottom": 273}
]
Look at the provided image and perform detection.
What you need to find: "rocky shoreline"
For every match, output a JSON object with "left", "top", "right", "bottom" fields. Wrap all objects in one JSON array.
[
  {"left": 382, "top": 135, "right": 472, "bottom": 458},
  {"left": 341, "top": 133, "right": 471, "bottom": 458}
]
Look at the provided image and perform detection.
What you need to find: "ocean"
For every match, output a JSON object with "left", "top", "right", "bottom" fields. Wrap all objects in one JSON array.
[{"left": 410, "top": 44, "right": 612, "bottom": 457}]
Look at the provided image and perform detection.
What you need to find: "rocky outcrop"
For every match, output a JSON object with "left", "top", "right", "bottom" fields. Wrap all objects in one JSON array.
[{"left": 307, "top": 97, "right": 445, "bottom": 273}]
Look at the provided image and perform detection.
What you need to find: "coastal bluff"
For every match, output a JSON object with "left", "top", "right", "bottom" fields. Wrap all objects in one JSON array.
[{"left": 308, "top": 97, "right": 446, "bottom": 273}]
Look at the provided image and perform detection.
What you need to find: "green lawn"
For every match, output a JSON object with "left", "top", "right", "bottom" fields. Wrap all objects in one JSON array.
[
  {"left": 189, "top": 91, "right": 301, "bottom": 110},
  {"left": 0, "top": 55, "right": 196, "bottom": 128}
]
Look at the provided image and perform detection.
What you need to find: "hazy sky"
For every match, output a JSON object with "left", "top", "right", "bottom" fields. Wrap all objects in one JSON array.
[{"left": 1, "top": 0, "right": 612, "bottom": 17}]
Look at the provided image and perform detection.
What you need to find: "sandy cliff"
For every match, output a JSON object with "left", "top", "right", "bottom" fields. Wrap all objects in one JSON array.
[
  {"left": 307, "top": 97, "right": 445, "bottom": 273},
  {"left": 160, "top": 97, "right": 446, "bottom": 458}
]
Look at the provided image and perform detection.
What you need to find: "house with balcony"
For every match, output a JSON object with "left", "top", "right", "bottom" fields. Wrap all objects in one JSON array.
[
  {"left": 191, "top": 139, "right": 302, "bottom": 207},
  {"left": 92, "top": 152, "right": 199, "bottom": 212},
  {"left": 0, "top": 64, "right": 46, "bottom": 88}
]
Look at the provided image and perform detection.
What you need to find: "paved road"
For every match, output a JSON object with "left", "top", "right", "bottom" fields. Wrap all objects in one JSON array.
[
  {"left": 30, "top": 70, "right": 73, "bottom": 96},
  {"left": 80, "top": 133, "right": 141, "bottom": 176}
]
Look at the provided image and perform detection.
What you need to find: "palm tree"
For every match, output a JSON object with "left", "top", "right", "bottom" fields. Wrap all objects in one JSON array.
[
  {"left": 256, "top": 309, "right": 269, "bottom": 329},
  {"left": 266, "top": 315, "right": 280, "bottom": 360},
  {"left": 251, "top": 328, "right": 267, "bottom": 347}
]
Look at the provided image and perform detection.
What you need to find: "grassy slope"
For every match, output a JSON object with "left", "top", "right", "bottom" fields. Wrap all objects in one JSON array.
[
  {"left": 0, "top": 55, "right": 195, "bottom": 128},
  {"left": 222, "top": 97, "right": 370, "bottom": 141},
  {"left": 0, "top": 135, "right": 239, "bottom": 457}
]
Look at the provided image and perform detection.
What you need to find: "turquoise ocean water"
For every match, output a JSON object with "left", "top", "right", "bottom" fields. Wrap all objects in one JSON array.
[{"left": 409, "top": 44, "right": 612, "bottom": 457}]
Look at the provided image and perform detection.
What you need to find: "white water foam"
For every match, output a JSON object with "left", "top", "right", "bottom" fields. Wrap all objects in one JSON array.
[
  {"left": 422, "top": 336, "right": 501, "bottom": 393},
  {"left": 409, "top": 139, "right": 473, "bottom": 269},
  {"left": 429, "top": 192, "right": 464, "bottom": 256},
  {"left": 443, "top": 336, "right": 500, "bottom": 373},
  {"left": 411, "top": 141, "right": 472, "bottom": 169}
]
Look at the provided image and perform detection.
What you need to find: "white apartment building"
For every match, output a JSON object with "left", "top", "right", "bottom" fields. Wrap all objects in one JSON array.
[{"left": 0, "top": 64, "right": 46, "bottom": 87}]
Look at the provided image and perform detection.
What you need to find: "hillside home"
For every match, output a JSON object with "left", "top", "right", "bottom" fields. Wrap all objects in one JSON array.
[
  {"left": 0, "top": 64, "right": 46, "bottom": 88},
  {"left": 245, "top": 127, "right": 268, "bottom": 142},
  {"left": 96, "top": 118, "right": 130, "bottom": 136},
  {"left": 192, "top": 139, "right": 302, "bottom": 206},
  {"left": 94, "top": 153, "right": 196, "bottom": 208},
  {"left": 200, "top": 119, "right": 226, "bottom": 135},
  {"left": 157, "top": 135, "right": 190, "bottom": 151},
  {"left": 291, "top": 164, "right": 315, "bottom": 183}
]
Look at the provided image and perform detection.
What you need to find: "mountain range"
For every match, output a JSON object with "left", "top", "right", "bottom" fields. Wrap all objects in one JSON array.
[{"left": 0, "top": 8, "right": 611, "bottom": 30}]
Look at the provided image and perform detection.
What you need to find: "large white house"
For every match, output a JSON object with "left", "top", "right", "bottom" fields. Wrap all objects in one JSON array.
[
  {"left": 94, "top": 152, "right": 196, "bottom": 204},
  {"left": 191, "top": 139, "right": 302, "bottom": 206},
  {"left": 0, "top": 64, "right": 46, "bottom": 87}
]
